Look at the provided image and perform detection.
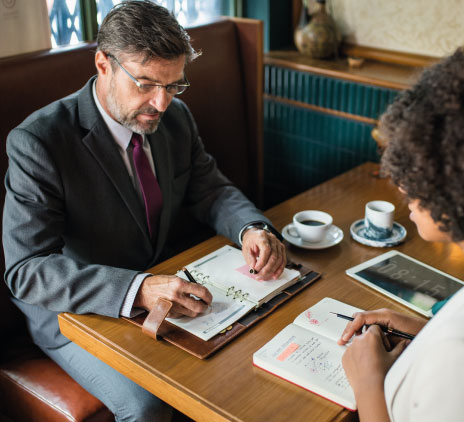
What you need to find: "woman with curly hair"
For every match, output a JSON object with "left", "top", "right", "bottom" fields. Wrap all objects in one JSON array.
[{"left": 337, "top": 48, "right": 464, "bottom": 422}]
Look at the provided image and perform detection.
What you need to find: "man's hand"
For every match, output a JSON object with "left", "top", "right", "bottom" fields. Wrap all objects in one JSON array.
[
  {"left": 337, "top": 308, "right": 426, "bottom": 346},
  {"left": 133, "top": 275, "right": 212, "bottom": 318},
  {"left": 242, "top": 228, "right": 287, "bottom": 280}
]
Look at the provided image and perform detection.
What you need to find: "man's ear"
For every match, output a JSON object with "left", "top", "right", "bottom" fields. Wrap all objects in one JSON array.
[{"left": 95, "top": 51, "right": 112, "bottom": 78}]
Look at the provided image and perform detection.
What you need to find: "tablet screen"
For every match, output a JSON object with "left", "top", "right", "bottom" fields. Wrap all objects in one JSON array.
[{"left": 354, "top": 254, "right": 463, "bottom": 312}]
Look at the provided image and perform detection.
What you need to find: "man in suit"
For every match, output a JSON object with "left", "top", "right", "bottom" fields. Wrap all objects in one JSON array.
[{"left": 2, "top": 1, "right": 286, "bottom": 420}]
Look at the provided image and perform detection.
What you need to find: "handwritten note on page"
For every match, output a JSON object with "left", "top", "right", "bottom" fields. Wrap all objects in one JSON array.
[{"left": 253, "top": 324, "right": 356, "bottom": 410}]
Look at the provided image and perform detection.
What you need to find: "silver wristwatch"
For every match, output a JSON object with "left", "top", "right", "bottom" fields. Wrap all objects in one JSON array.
[{"left": 239, "top": 222, "right": 271, "bottom": 244}]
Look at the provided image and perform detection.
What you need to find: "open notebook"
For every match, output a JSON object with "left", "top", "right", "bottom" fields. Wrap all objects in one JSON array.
[{"left": 253, "top": 297, "right": 362, "bottom": 411}]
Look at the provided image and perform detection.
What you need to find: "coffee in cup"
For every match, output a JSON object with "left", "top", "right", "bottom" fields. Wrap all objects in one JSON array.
[
  {"left": 364, "top": 200, "right": 395, "bottom": 240},
  {"left": 289, "top": 210, "right": 333, "bottom": 243}
]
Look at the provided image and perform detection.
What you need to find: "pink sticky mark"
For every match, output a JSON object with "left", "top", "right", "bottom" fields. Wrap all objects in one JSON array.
[
  {"left": 305, "top": 311, "right": 312, "bottom": 319},
  {"left": 309, "top": 319, "right": 320, "bottom": 325},
  {"left": 236, "top": 264, "right": 260, "bottom": 280},
  {"left": 277, "top": 343, "right": 299, "bottom": 362}
]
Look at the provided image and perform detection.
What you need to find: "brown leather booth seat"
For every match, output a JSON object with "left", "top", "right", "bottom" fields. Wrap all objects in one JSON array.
[
  {"left": 0, "top": 17, "right": 263, "bottom": 421},
  {"left": 0, "top": 41, "right": 113, "bottom": 422}
]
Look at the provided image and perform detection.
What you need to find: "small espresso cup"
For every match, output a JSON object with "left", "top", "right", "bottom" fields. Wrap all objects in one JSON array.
[
  {"left": 364, "top": 200, "right": 395, "bottom": 240},
  {"left": 289, "top": 210, "right": 333, "bottom": 243}
]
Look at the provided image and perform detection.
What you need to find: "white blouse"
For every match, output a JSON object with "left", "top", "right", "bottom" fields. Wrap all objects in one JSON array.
[{"left": 384, "top": 286, "right": 464, "bottom": 421}]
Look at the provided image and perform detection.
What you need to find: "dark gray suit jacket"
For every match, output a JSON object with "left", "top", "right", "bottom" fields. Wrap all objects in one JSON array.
[{"left": 3, "top": 77, "right": 271, "bottom": 349}]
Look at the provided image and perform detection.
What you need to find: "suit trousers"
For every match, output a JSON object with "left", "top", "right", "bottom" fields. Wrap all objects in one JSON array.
[{"left": 41, "top": 341, "right": 172, "bottom": 422}]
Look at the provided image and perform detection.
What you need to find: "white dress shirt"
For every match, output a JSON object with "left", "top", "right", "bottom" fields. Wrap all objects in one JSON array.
[
  {"left": 92, "top": 82, "right": 154, "bottom": 317},
  {"left": 384, "top": 285, "right": 464, "bottom": 421}
]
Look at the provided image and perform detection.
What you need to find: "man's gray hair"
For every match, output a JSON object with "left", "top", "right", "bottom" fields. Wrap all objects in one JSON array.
[{"left": 97, "top": 0, "right": 200, "bottom": 63}]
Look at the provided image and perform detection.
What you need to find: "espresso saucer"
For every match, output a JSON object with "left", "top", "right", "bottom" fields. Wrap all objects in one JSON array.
[
  {"left": 282, "top": 223, "right": 344, "bottom": 250},
  {"left": 350, "top": 219, "right": 407, "bottom": 247}
]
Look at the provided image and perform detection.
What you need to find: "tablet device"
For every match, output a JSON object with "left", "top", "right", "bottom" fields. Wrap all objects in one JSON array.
[{"left": 346, "top": 250, "right": 464, "bottom": 317}]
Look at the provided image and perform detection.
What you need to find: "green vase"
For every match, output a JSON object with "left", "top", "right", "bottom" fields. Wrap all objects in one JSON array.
[{"left": 294, "top": 0, "right": 339, "bottom": 59}]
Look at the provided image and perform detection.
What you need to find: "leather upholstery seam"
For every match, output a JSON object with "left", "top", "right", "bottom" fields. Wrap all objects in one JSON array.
[{"left": 0, "top": 371, "right": 77, "bottom": 422}]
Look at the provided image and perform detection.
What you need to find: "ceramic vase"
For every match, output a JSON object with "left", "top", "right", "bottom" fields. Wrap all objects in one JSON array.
[{"left": 294, "top": 0, "right": 339, "bottom": 59}]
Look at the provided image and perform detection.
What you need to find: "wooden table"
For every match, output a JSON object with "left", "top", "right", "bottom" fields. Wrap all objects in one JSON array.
[{"left": 58, "top": 162, "right": 464, "bottom": 422}]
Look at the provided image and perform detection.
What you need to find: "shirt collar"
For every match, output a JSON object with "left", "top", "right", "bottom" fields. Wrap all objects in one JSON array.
[{"left": 92, "top": 80, "right": 134, "bottom": 151}]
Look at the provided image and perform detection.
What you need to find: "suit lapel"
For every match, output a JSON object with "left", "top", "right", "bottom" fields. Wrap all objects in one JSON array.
[
  {"left": 148, "top": 124, "right": 173, "bottom": 260},
  {"left": 82, "top": 125, "right": 151, "bottom": 238},
  {"left": 78, "top": 78, "right": 153, "bottom": 247}
]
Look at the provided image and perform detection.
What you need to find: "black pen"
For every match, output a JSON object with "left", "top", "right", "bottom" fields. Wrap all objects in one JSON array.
[
  {"left": 182, "top": 267, "right": 208, "bottom": 305},
  {"left": 330, "top": 312, "right": 416, "bottom": 340}
]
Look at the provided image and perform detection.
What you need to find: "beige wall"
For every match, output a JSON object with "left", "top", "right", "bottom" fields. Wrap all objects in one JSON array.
[
  {"left": 0, "top": 0, "right": 51, "bottom": 58},
  {"left": 306, "top": 0, "right": 464, "bottom": 58}
]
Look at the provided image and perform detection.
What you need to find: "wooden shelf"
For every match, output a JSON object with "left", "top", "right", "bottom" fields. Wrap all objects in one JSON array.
[{"left": 265, "top": 49, "right": 426, "bottom": 91}]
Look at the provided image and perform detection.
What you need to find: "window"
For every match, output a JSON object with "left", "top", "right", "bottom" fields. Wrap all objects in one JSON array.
[
  {"left": 48, "top": 0, "right": 83, "bottom": 47},
  {"left": 48, "top": 0, "right": 236, "bottom": 47}
]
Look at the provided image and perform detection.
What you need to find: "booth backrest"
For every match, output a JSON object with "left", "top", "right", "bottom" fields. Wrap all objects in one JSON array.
[
  {"left": 0, "top": 17, "right": 263, "bottom": 333},
  {"left": 183, "top": 18, "right": 264, "bottom": 201}
]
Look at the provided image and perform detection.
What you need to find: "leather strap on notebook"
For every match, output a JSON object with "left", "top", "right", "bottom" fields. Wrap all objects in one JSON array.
[{"left": 142, "top": 298, "right": 173, "bottom": 340}]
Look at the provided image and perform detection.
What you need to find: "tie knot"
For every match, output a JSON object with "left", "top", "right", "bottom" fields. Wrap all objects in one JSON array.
[{"left": 131, "top": 133, "right": 143, "bottom": 148}]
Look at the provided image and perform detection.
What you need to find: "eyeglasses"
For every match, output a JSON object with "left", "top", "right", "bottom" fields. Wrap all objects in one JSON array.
[{"left": 107, "top": 54, "right": 190, "bottom": 96}]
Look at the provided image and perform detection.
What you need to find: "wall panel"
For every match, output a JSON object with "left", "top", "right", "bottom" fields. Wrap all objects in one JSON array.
[{"left": 263, "top": 65, "right": 399, "bottom": 207}]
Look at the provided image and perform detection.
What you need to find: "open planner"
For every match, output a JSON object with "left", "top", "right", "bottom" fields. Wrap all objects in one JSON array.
[
  {"left": 124, "top": 245, "right": 321, "bottom": 358},
  {"left": 167, "top": 245, "right": 306, "bottom": 340},
  {"left": 253, "top": 297, "right": 362, "bottom": 411}
]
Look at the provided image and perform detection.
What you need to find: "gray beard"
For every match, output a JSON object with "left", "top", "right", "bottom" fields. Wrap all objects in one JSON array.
[{"left": 106, "top": 81, "right": 162, "bottom": 135}]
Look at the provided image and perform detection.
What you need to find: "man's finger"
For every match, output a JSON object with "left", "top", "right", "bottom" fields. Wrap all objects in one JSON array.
[
  {"left": 255, "top": 245, "right": 280, "bottom": 278},
  {"left": 271, "top": 259, "right": 286, "bottom": 279},
  {"left": 244, "top": 243, "right": 259, "bottom": 269},
  {"left": 253, "top": 238, "right": 272, "bottom": 272},
  {"left": 180, "top": 281, "right": 213, "bottom": 305}
]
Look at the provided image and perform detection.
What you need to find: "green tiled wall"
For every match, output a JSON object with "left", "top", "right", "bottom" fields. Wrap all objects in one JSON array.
[
  {"left": 263, "top": 65, "right": 400, "bottom": 207},
  {"left": 265, "top": 65, "right": 398, "bottom": 119}
]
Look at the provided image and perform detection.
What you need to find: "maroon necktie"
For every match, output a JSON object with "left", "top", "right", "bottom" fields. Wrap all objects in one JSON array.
[{"left": 131, "top": 133, "right": 163, "bottom": 239}]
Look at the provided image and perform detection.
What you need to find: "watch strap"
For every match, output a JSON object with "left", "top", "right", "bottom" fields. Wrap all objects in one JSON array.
[{"left": 240, "top": 221, "right": 283, "bottom": 243}]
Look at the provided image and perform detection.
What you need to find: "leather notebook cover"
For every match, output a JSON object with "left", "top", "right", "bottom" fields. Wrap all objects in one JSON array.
[{"left": 123, "top": 264, "right": 321, "bottom": 359}]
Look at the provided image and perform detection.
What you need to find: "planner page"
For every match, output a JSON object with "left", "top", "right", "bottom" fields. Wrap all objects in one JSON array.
[
  {"left": 165, "top": 282, "right": 255, "bottom": 341},
  {"left": 185, "top": 245, "right": 301, "bottom": 305}
]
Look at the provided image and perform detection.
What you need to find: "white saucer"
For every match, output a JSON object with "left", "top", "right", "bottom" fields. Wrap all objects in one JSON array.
[
  {"left": 350, "top": 219, "right": 407, "bottom": 247},
  {"left": 282, "top": 223, "right": 344, "bottom": 250}
]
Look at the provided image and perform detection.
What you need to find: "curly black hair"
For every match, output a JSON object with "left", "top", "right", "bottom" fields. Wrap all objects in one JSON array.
[{"left": 380, "top": 48, "right": 464, "bottom": 241}]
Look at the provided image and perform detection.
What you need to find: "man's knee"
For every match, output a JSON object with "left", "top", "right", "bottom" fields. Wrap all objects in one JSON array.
[
  {"left": 42, "top": 342, "right": 172, "bottom": 422},
  {"left": 113, "top": 391, "right": 172, "bottom": 422}
]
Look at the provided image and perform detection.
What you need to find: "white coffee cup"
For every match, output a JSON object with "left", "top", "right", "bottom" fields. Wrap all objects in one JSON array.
[
  {"left": 288, "top": 210, "right": 333, "bottom": 243},
  {"left": 364, "top": 200, "right": 395, "bottom": 240}
]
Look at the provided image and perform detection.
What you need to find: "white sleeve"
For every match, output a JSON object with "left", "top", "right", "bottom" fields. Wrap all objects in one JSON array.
[
  {"left": 409, "top": 338, "right": 464, "bottom": 421},
  {"left": 120, "top": 273, "right": 150, "bottom": 317}
]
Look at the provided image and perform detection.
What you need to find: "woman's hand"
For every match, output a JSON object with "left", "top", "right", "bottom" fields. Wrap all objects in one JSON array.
[
  {"left": 342, "top": 325, "right": 408, "bottom": 422},
  {"left": 338, "top": 308, "right": 427, "bottom": 346}
]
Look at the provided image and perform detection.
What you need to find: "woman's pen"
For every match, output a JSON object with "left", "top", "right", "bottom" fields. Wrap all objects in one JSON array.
[{"left": 330, "top": 312, "right": 416, "bottom": 340}]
